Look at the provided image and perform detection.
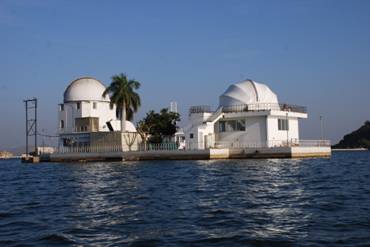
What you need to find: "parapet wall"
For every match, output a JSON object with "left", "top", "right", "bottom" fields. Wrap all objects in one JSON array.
[{"left": 45, "top": 146, "right": 331, "bottom": 162}]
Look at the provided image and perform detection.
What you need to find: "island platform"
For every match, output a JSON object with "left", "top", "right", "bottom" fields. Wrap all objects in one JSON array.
[{"left": 40, "top": 144, "right": 331, "bottom": 162}]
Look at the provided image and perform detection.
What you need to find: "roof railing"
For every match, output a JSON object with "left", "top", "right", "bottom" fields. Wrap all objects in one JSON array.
[
  {"left": 189, "top": 105, "right": 212, "bottom": 114},
  {"left": 189, "top": 103, "right": 307, "bottom": 114}
]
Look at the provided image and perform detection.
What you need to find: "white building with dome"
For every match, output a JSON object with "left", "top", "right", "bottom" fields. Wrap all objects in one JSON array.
[
  {"left": 58, "top": 77, "right": 138, "bottom": 148},
  {"left": 184, "top": 79, "right": 308, "bottom": 149}
]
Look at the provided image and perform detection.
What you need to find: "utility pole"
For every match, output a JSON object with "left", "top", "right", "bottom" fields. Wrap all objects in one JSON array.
[
  {"left": 286, "top": 112, "right": 289, "bottom": 146},
  {"left": 24, "top": 98, "right": 38, "bottom": 157},
  {"left": 320, "top": 115, "right": 324, "bottom": 141}
]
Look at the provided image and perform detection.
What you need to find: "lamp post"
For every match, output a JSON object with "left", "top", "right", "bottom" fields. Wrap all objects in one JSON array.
[
  {"left": 320, "top": 115, "right": 324, "bottom": 141},
  {"left": 286, "top": 112, "right": 289, "bottom": 146}
]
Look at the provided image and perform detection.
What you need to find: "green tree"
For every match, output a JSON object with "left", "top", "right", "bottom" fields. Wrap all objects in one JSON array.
[
  {"left": 139, "top": 108, "right": 180, "bottom": 143},
  {"left": 103, "top": 73, "right": 141, "bottom": 132}
]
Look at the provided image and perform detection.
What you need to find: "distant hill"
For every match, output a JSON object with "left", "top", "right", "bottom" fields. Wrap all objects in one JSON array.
[{"left": 333, "top": 121, "right": 370, "bottom": 149}]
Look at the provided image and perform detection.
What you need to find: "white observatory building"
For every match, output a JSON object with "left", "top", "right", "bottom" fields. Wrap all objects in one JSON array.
[
  {"left": 58, "top": 77, "right": 137, "bottom": 147},
  {"left": 184, "top": 79, "right": 308, "bottom": 149}
]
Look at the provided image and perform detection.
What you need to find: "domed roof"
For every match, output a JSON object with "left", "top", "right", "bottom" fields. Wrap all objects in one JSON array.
[
  {"left": 219, "top": 79, "right": 278, "bottom": 107},
  {"left": 124, "top": 121, "right": 137, "bottom": 132},
  {"left": 64, "top": 77, "right": 110, "bottom": 103}
]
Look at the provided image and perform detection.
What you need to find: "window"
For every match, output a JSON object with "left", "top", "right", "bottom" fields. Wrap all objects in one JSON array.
[
  {"left": 219, "top": 120, "right": 246, "bottom": 132},
  {"left": 76, "top": 102, "right": 81, "bottom": 110},
  {"left": 110, "top": 104, "right": 114, "bottom": 110},
  {"left": 226, "top": 120, "right": 236, "bottom": 132},
  {"left": 219, "top": 121, "right": 226, "bottom": 132},
  {"left": 60, "top": 120, "right": 64, "bottom": 129},
  {"left": 60, "top": 104, "right": 64, "bottom": 111},
  {"left": 190, "top": 133, "right": 194, "bottom": 139},
  {"left": 93, "top": 102, "right": 97, "bottom": 109},
  {"left": 236, "top": 120, "right": 246, "bottom": 131},
  {"left": 278, "top": 119, "right": 289, "bottom": 131}
]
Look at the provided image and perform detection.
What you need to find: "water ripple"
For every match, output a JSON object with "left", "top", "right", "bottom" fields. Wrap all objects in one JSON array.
[{"left": 0, "top": 152, "right": 369, "bottom": 246}]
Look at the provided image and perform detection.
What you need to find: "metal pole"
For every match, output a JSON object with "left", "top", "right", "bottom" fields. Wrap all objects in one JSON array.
[
  {"left": 320, "top": 115, "right": 324, "bottom": 141},
  {"left": 34, "top": 98, "right": 38, "bottom": 155},
  {"left": 25, "top": 100, "right": 28, "bottom": 158},
  {"left": 286, "top": 112, "right": 289, "bottom": 146}
]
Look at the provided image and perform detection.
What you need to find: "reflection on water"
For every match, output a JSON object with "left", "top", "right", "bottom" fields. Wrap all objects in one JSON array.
[{"left": 0, "top": 152, "right": 370, "bottom": 246}]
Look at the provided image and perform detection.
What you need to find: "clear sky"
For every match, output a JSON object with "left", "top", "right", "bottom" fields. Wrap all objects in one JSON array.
[{"left": 1, "top": 0, "right": 370, "bottom": 150}]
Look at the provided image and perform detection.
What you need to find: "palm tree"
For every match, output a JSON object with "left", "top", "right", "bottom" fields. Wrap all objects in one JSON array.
[{"left": 103, "top": 73, "right": 141, "bottom": 132}]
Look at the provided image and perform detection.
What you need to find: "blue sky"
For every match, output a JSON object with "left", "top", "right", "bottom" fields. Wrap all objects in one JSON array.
[{"left": 1, "top": 0, "right": 370, "bottom": 149}]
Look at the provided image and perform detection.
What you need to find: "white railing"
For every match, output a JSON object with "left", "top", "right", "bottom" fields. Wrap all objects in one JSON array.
[
  {"left": 213, "top": 139, "right": 331, "bottom": 149},
  {"left": 297, "top": 140, "right": 331, "bottom": 147},
  {"left": 189, "top": 103, "right": 307, "bottom": 115},
  {"left": 137, "top": 143, "right": 179, "bottom": 151},
  {"left": 53, "top": 142, "right": 181, "bottom": 154},
  {"left": 56, "top": 144, "right": 123, "bottom": 154},
  {"left": 49, "top": 139, "right": 330, "bottom": 155}
]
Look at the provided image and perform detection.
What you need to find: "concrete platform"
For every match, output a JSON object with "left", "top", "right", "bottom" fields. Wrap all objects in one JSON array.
[
  {"left": 21, "top": 156, "right": 40, "bottom": 163},
  {"left": 43, "top": 146, "right": 331, "bottom": 162}
]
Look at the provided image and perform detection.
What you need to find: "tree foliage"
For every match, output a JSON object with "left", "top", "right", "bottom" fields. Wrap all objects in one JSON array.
[
  {"left": 102, "top": 73, "right": 141, "bottom": 121},
  {"left": 138, "top": 108, "right": 180, "bottom": 143}
]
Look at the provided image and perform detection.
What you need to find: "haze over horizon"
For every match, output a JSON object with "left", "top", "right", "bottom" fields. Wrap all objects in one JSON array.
[{"left": 1, "top": 0, "right": 370, "bottom": 150}]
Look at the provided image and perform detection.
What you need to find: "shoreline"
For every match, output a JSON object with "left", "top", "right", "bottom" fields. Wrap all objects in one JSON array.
[
  {"left": 37, "top": 146, "right": 331, "bottom": 163},
  {"left": 332, "top": 148, "right": 368, "bottom": 152}
]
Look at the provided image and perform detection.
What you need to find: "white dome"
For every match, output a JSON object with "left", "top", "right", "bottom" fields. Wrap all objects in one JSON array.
[
  {"left": 124, "top": 121, "right": 137, "bottom": 132},
  {"left": 219, "top": 79, "right": 278, "bottom": 107},
  {"left": 64, "top": 77, "right": 110, "bottom": 103}
]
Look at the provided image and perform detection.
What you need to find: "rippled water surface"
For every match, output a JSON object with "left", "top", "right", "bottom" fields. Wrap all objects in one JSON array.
[{"left": 1, "top": 151, "right": 370, "bottom": 246}]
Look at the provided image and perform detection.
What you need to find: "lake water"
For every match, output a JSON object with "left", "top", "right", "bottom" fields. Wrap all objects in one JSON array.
[{"left": 0, "top": 151, "right": 369, "bottom": 246}]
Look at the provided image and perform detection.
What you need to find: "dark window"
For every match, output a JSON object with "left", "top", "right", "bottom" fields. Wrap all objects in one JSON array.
[
  {"left": 219, "top": 120, "right": 245, "bottom": 132},
  {"left": 278, "top": 119, "right": 289, "bottom": 131},
  {"left": 226, "top": 120, "right": 236, "bottom": 132},
  {"left": 93, "top": 102, "right": 97, "bottom": 109},
  {"left": 60, "top": 120, "right": 64, "bottom": 129},
  {"left": 60, "top": 104, "right": 64, "bottom": 111},
  {"left": 219, "top": 121, "right": 226, "bottom": 132},
  {"left": 77, "top": 102, "right": 81, "bottom": 110},
  {"left": 110, "top": 104, "right": 114, "bottom": 110},
  {"left": 190, "top": 133, "right": 194, "bottom": 139},
  {"left": 236, "top": 120, "right": 246, "bottom": 131}
]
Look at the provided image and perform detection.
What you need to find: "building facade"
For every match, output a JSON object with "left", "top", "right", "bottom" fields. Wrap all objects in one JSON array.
[
  {"left": 184, "top": 79, "right": 308, "bottom": 149},
  {"left": 58, "top": 77, "right": 137, "bottom": 147}
]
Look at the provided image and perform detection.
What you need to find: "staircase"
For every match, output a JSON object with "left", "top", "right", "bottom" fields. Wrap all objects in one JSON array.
[{"left": 203, "top": 107, "right": 224, "bottom": 124}]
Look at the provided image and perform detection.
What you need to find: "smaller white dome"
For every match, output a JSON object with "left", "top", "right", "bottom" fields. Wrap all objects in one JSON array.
[
  {"left": 124, "top": 121, "right": 137, "bottom": 132},
  {"left": 64, "top": 77, "right": 110, "bottom": 103}
]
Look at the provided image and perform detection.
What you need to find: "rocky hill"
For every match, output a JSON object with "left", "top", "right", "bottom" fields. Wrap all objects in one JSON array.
[{"left": 333, "top": 121, "right": 370, "bottom": 149}]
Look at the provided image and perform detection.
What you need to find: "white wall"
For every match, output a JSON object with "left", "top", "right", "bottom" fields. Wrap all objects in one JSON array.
[
  {"left": 215, "top": 116, "right": 267, "bottom": 146},
  {"left": 184, "top": 112, "right": 213, "bottom": 149},
  {"left": 184, "top": 111, "right": 304, "bottom": 149},
  {"left": 266, "top": 116, "right": 299, "bottom": 146},
  {"left": 58, "top": 101, "right": 117, "bottom": 133}
]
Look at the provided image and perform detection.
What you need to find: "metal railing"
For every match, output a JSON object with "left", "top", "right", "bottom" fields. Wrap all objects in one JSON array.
[
  {"left": 137, "top": 143, "right": 179, "bottom": 151},
  {"left": 189, "top": 105, "right": 212, "bottom": 114},
  {"left": 189, "top": 103, "right": 307, "bottom": 115},
  {"left": 55, "top": 144, "right": 123, "bottom": 154},
  {"left": 49, "top": 139, "right": 330, "bottom": 155},
  {"left": 52, "top": 142, "right": 181, "bottom": 154},
  {"left": 213, "top": 139, "right": 330, "bottom": 149}
]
